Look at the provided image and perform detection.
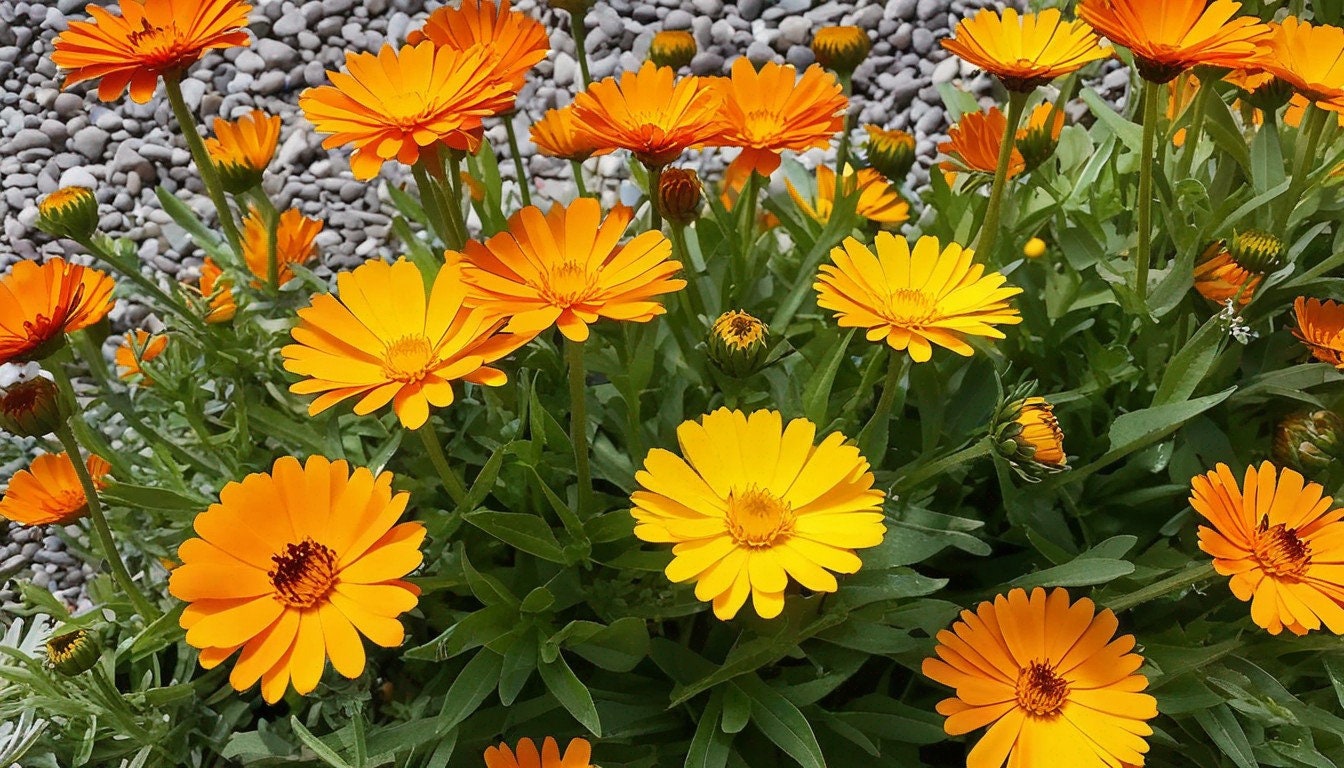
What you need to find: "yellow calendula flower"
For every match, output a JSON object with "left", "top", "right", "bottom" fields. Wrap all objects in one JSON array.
[
  {"left": 1261, "top": 18, "right": 1344, "bottom": 109},
  {"left": 571, "top": 61, "right": 722, "bottom": 168},
  {"left": 706, "top": 310, "right": 770, "bottom": 378},
  {"left": 45, "top": 627, "right": 100, "bottom": 676},
  {"left": 1077, "top": 0, "right": 1270, "bottom": 83},
  {"left": 785, "top": 165, "right": 909, "bottom": 226},
  {"left": 530, "top": 105, "right": 611, "bottom": 162},
  {"left": 195, "top": 257, "right": 236, "bottom": 323},
  {"left": 1023, "top": 237, "right": 1047, "bottom": 258},
  {"left": 1016, "top": 102, "right": 1065, "bottom": 171},
  {"left": 648, "top": 30, "right": 696, "bottom": 70},
  {"left": 993, "top": 388, "right": 1067, "bottom": 480},
  {"left": 712, "top": 58, "right": 847, "bottom": 178},
  {"left": 204, "top": 110, "right": 281, "bottom": 194},
  {"left": 942, "top": 8, "right": 1108, "bottom": 91},
  {"left": 115, "top": 329, "right": 169, "bottom": 383}
]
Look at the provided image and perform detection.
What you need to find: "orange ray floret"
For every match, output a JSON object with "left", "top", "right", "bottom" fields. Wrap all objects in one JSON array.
[
  {"left": 570, "top": 61, "right": 723, "bottom": 168},
  {"left": 530, "top": 105, "right": 611, "bottom": 162},
  {"left": 1292, "top": 296, "right": 1344, "bottom": 369},
  {"left": 205, "top": 109, "right": 281, "bottom": 191},
  {"left": 1260, "top": 18, "right": 1344, "bottom": 109},
  {"left": 1077, "top": 0, "right": 1270, "bottom": 83},
  {"left": 1192, "top": 461, "right": 1344, "bottom": 635},
  {"left": 300, "top": 42, "right": 511, "bottom": 180},
  {"left": 116, "top": 329, "right": 169, "bottom": 382},
  {"left": 942, "top": 8, "right": 1109, "bottom": 91},
  {"left": 939, "top": 107, "right": 1025, "bottom": 177},
  {"left": 447, "top": 197, "right": 685, "bottom": 343},
  {"left": 785, "top": 165, "right": 909, "bottom": 226},
  {"left": 195, "top": 257, "right": 236, "bottom": 323},
  {"left": 170, "top": 456, "right": 424, "bottom": 703},
  {"left": 710, "top": 58, "right": 847, "bottom": 178},
  {"left": 0, "top": 258, "right": 116, "bottom": 365},
  {"left": 241, "top": 207, "right": 323, "bottom": 286},
  {"left": 52, "top": 0, "right": 253, "bottom": 104},
  {"left": 0, "top": 452, "right": 111, "bottom": 526},
  {"left": 484, "top": 737, "right": 593, "bottom": 768},
  {"left": 408, "top": 0, "right": 548, "bottom": 111}
]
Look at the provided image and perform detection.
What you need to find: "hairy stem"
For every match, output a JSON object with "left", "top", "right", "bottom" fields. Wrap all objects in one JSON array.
[
  {"left": 163, "top": 74, "right": 241, "bottom": 254},
  {"left": 566, "top": 338, "right": 594, "bottom": 516},
  {"left": 1135, "top": 80, "right": 1162, "bottom": 308},
  {"left": 975, "top": 91, "right": 1029, "bottom": 262}
]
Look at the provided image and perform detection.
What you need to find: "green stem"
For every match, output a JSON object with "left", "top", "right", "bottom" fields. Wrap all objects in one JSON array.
[
  {"left": 163, "top": 74, "right": 241, "bottom": 254},
  {"left": 247, "top": 188, "right": 281, "bottom": 289},
  {"left": 894, "top": 438, "right": 993, "bottom": 493},
  {"left": 54, "top": 424, "right": 159, "bottom": 621},
  {"left": 856, "top": 349, "right": 907, "bottom": 458},
  {"left": 974, "top": 91, "right": 1030, "bottom": 262},
  {"left": 729, "top": 171, "right": 758, "bottom": 306},
  {"left": 1135, "top": 80, "right": 1162, "bottom": 308},
  {"left": 834, "top": 73, "right": 854, "bottom": 201},
  {"left": 411, "top": 160, "right": 457, "bottom": 249},
  {"left": 570, "top": 13, "right": 592, "bottom": 88},
  {"left": 75, "top": 236, "right": 204, "bottom": 330},
  {"left": 1108, "top": 562, "right": 1217, "bottom": 614},
  {"left": 668, "top": 223, "right": 704, "bottom": 319},
  {"left": 1283, "top": 103, "right": 1331, "bottom": 228},
  {"left": 571, "top": 160, "right": 590, "bottom": 197},
  {"left": 1175, "top": 72, "right": 1212, "bottom": 179},
  {"left": 647, "top": 164, "right": 664, "bottom": 232},
  {"left": 416, "top": 424, "right": 469, "bottom": 507},
  {"left": 566, "top": 338, "right": 594, "bottom": 516},
  {"left": 504, "top": 115, "right": 533, "bottom": 208},
  {"left": 445, "top": 152, "right": 470, "bottom": 250}
]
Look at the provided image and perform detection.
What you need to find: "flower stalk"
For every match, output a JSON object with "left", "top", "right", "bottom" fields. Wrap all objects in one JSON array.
[
  {"left": 974, "top": 90, "right": 1029, "bottom": 262},
  {"left": 857, "top": 349, "right": 907, "bottom": 458},
  {"left": 163, "top": 73, "right": 241, "bottom": 254},
  {"left": 566, "top": 338, "right": 594, "bottom": 516},
  {"left": 1282, "top": 102, "right": 1331, "bottom": 227},
  {"left": 416, "top": 423, "right": 469, "bottom": 507},
  {"left": 1108, "top": 562, "right": 1217, "bottom": 614},
  {"left": 247, "top": 187, "right": 281, "bottom": 290},
  {"left": 894, "top": 437, "right": 994, "bottom": 493},
  {"left": 503, "top": 113, "right": 533, "bottom": 208},
  {"left": 1134, "top": 79, "right": 1162, "bottom": 307}
]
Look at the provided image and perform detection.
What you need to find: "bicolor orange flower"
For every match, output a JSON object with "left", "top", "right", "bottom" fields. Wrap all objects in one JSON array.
[
  {"left": 447, "top": 197, "right": 684, "bottom": 343},
  {"left": 283, "top": 258, "right": 527, "bottom": 430},
  {"left": 1077, "top": 0, "right": 1270, "bottom": 83},
  {"left": 1192, "top": 461, "right": 1344, "bottom": 635},
  {"left": 205, "top": 109, "right": 281, "bottom": 193},
  {"left": 0, "top": 258, "right": 116, "bottom": 365},
  {"left": 116, "top": 329, "right": 169, "bottom": 382},
  {"left": 923, "top": 587, "right": 1157, "bottom": 768},
  {"left": 1260, "top": 18, "right": 1344, "bottom": 109},
  {"left": 484, "top": 737, "right": 593, "bottom": 768},
  {"left": 570, "top": 61, "right": 723, "bottom": 168},
  {"left": 241, "top": 207, "right": 323, "bottom": 286},
  {"left": 300, "top": 42, "right": 511, "bottom": 179},
  {"left": 631, "top": 408, "right": 885, "bottom": 620},
  {"left": 530, "top": 105, "right": 610, "bottom": 162},
  {"left": 785, "top": 165, "right": 909, "bottom": 226},
  {"left": 815, "top": 233, "right": 1022, "bottom": 362},
  {"left": 1192, "top": 231, "right": 1282, "bottom": 307},
  {"left": 52, "top": 0, "right": 252, "bottom": 103},
  {"left": 1293, "top": 296, "right": 1344, "bottom": 369},
  {"left": 407, "top": 0, "right": 548, "bottom": 112},
  {"left": 711, "top": 59, "right": 847, "bottom": 178},
  {"left": 195, "top": 257, "right": 236, "bottom": 323},
  {"left": 942, "top": 8, "right": 1108, "bottom": 91},
  {"left": 0, "top": 452, "right": 111, "bottom": 527},
  {"left": 939, "top": 107, "right": 1025, "bottom": 177},
  {"left": 170, "top": 455, "right": 424, "bottom": 703}
]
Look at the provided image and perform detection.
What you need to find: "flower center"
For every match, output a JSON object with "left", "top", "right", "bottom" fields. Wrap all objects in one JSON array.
[
  {"left": 1016, "top": 660, "right": 1069, "bottom": 717},
  {"left": 1254, "top": 517, "right": 1311, "bottom": 580},
  {"left": 725, "top": 486, "right": 795, "bottom": 548},
  {"left": 381, "top": 335, "right": 436, "bottom": 382},
  {"left": 742, "top": 109, "right": 788, "bottom": 143},
  {"left": 127, "top": 20, "right": 191, "bottom": 65},
  {"left": 383, "top": 91, "right": 438, "bottom": 125},
  {"left": 881, "top": 288, "right": 938, "bottom": 327},
  {"left": 53, "top": 488, "right": 88, "bottom": 517},
  {"left": 269, "top": 538, "right": 339, "bottom": 608},
  {"left": 539, "top": 260, "right": 599, "bottom": 308}
]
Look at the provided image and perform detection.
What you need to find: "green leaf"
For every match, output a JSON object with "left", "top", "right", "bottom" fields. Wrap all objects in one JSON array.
[
  {"left": 566, "top": 617, "right": 650, "bottom": 672},
  {"left": 464, "top": 510, "right": 568, "bottom": 564},
  {"left": 102, "top": 482, "right": 208, "bottom": 512},
  {"left": 155, "top": 186, "right": 227, "bottom": 260},
  {"left": 462, "top": 442, "right": 509, "bottom": 512},
  {"left": 404, "top": 603, "right": 517, "bottom": 661},
  {"left": 685, "top": 691, "right": 732, "bottom": 768},
  {"left": 1193, "top": 703, "right": 1257, "bottom": 768},
  {"left": 736, "top": 677, "right": 825, "bottom": 768},
  {"left": 1102, "top": 388, "right": 1236, "bottom": 463},
  {"left": 1012, "top": 536, "right": 1135, "bottom": 588},
  {"left": 538, "top": 653, "right": 602, "bottom": 736},
  {"left": 722, "top": 685, "right": 751, "bottom": 734},
  {"left": 1152, "top": 316, "right": 1227, "bottom": 406},
  {"left": 437, "top": 649, "right": 505, "bottom": 729},
  {"left": 802, "top": 329, "right": 856, "bottom": 424},
  {"left": 290, "top": 717, "right": 354, "bottom": 768},
  {"left": 1080, "top": 88, "right": 1142, "bottom": 153}
]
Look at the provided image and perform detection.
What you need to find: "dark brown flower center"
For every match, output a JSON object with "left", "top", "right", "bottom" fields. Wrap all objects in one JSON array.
[
  {"left": 1255, "top": 517, "right": 1311, "bottom": 580},
  {"left": 269, "top": 538, "right": 338, "bottom": 608},
  {"left": 1016, "top": 660, "right": 1069, "bottom": 716}
]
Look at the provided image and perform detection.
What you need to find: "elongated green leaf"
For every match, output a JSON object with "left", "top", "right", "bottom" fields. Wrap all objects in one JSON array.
[
  {"left": 736, "top": 677, "right": 825, "bottom": 768},
  {"left": 465, "top": 510, "right": 567, "bottom": 563},
  {"left": 802, "top": 329, "right": 856, "bottom": 424},
  {"left": 155, "top": 186, "right": 227, "bottom": 260},
  {"left": 290, "top": 717, "right": 354, "bottom": 768},
  {"left": 685, "top": 691, "right": 732, "bottom": 768},
  {"left": 1152, "top": 317, "right": 1226, "bottom": 406},
  {"left": 538, "top": 653, "right": 602, "bottom": 736},
  {"left": 1193, "top": 704, "right": 1256, "bottom": 768},
  {"left": 437, "top": 649, "right": 504, "bottom": 729},
  {"left": 1104, "top": 387, "right": 1235, "bottom": 461}
]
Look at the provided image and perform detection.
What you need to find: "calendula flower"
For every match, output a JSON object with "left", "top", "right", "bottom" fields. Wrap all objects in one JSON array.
[
  {"left": 204, "top": 110, "right": 282, "bottom": 194},
  {"left": 786, "top": 165, "right": 910, "bottom": 226},
  {"left": 116, "top": 330, "right": 168, "bottom": 383},
  {"left": 45, "top": 628, "right": 100, "bottom": 676},
  {"left": 811, "top": 26, "right": 870, "bottom": 75},
  {"left": 0, "top": 452, "right": 111, "bottom": 527},
  {"left": 0, "top": 376, "right": 66, "bottom": 439},
  {"left": 1166, "top": 74, "right": 1202, "bottom": 146},
  {"left": 0, "top": 258, "right": 115, "bottom": 365},
  {"left": 1192, "top": 231, "right": 1283, "bottom": 307},
  {"left": 1293, "top": 297, "right": 1344, "bottom": 368},
  {"left": 1274, "top": 410, "right": 1344, "bottom": 473},
  {"left": 631, "top": 408, "right": 885, "bottom": 620},
  {"left": 407, "top": 0, "right": 548, "bottom": 111},
  {"left": 530, "top": 105, "right": 610, "bottom": 162},
  {"left": 1077, "top": 0, "right": 1270, "bottom": 83},
  {"left": 1228, "top": 64, "right": 1293, "bottom": 112},
  {"left": 658, "top": 167, "right": 703, "bottom": 225},
  {"left": 939, "top": 107, "right": 1025, "bottom": 177},
  {"left": 1016, "top": 102, "right": 1065, "bottom": 171},
  {"left": 51, "top": 0, "right": 252, "bottom": 103},
  {"left": 241, "top": 207, "right": 323, "bottom": 286},
  {"left": 1260, "top": 18, "right": 1344, "bottom": 108},
  {"left": 282, "top": 259, "right": 528, "bottom": 430},
  {"left": 712, "top": 59, "right": 847, "bottom": 178},
  {"left": 571, "top": 61, "right": 722, "bottom": 168},
  {"left": 815, "top": 233, "right": 1023, "bottom": 362},
  {"left": 484, "top": 737, "right": 593, "bottom": 768},
  {"left": 923, "top": 587, "right": 1158, "bottom": 768},
  {"left": 1286, "top": 93, "right": 1344, "bottom": 129},
  {"left": 707, "top": 310, "right": 770, "bottom": 378},
  {"left": 648, "top": 30, "right": 696, "bottom": 70},
  {"left": 170, "top": 456, "right": 424, "bottom": 703},
  {"left": 196, "top": 258, "right": 236, "bottom": 323},
  {"left": 36, "top": 187, "right": 98, "bottom": 242},
  {"left": 992, "top": 390, "right": 1067, "bottom": 480},
  {"left": 1192, "top": 461, "right": 1344, "bottom": 635},
  {"left": 942, "top": 8, "right": 1108, "bottom": 91},
  {"left": 864, "top": 125, "right": 916, "bottom": 181},
  {"left": 300, "top": 42, "right": 510, "bottom": 179},
  {"left": 448, "top": 198, "right": 684, "bottom": 343}
]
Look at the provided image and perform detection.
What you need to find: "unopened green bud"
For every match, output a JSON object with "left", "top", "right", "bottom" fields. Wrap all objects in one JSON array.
[
  {"left": 1274, "top": 410, "right": 1344, "bottom": 472},
  {"left": 863, "top": 125, "right": 916, "bottom": 182},
  {"left": 46, "top": 627, "right": 100, "bottom": 676},
  {"left": 708, "top": 311, "right": 770, "bottom": 378},
  {"left": 0, "top": 375, "right": 67, "bottom": 438},
  {"left": 648, "top": 30, "right": 696, "bottom": 71},
  {"left": 37, "top": 187, "right": 98, "bottom": 242}
]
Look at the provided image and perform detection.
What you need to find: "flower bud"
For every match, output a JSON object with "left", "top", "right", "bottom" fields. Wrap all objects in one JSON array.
[
  {"left": 1229, "top": 70, "right": 1293, "bottom": 113},
  {"left": 1023, "top": 237, "right": 1047, "bottom": 259},
  {"left": 1193, "top": 230, "right": 1283, "bottom": 307},
  {"left": 0, "top": 375, "right": 67, "bottom": 438},
  {"left": 204, "top": 110, "right": 281, "bottom": 195},
  {"left": 1273, "top": 410, "right": 1344, "bottom": 472},
  {"left": 36, "top": 187, "right": 98, "bottom": 242},
  {"left": 648, "top": 30, "right": 696, "bottom": 70},
  {"left": 992, "top": 385, "right": 1067, "bottom": 482},
  {"left": 863, "top": 125, "right": 916, "bottom": 182},
  {"left": 45, "top": 627, "right": 100, "bottom": 676},
  {"left": 1016, "top": 103, "right": 1065, "bottom": 173},
  {"left": 811, "top": 26, "right": 870, "bottom": 76},
  {"left": 707, "top": 311, "right": 770, "bottom": 378},
  {"left": 659, "top": 168, "right": 702, "bottom": 226}
]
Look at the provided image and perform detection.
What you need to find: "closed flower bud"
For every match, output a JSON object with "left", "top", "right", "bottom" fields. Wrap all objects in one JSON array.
[
  {"left": 648, "top": 30, "right": 696, "bottom": 70},
  {"left": 1193, "top": 230, "right": 1283, "bottom": 307},
  {"left": 812, "top": 26, "right": 871, "bottom": 76},
  {"left": 863, "top": 125, "right": 916, "bottom": 182},
  {"left": 992, "top": 385, "right": 1067, "bottom": 482},
  {"left": 659, "top": 167, "right": 702, "bottom": 225},
  {"left": 204, "top": 110, "right": 281, "bottom": 195},
  {"left": 45, "top": 627, "right": 100, "bottom": 676},
  {"left": 36, "top": 187, "right": 99, "bottom": 242},
  {"left": 1273, "top": 410, "right": 1344, "bottom": 472},
  {"left": 1023, "top": 237, "right": 1047, "bottom": 259},
  {"left": 1237, "top": 74, "right": 1293, "bottom": 113},
  {"left": 1015, "top": 103, "right": 1065, "bottom": 173},
  {"left": 0, "top": 375, "right": 67, "bottom": 438},
  {"left": 707, "top": 310, "right": 770, "bottom": 378}
]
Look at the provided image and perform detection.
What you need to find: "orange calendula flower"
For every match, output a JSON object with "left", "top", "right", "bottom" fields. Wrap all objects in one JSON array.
[
  {"left": 815, "top": 233, "right": 1022, "bottom": 363},
  {"left": 712, "top": 59, "right": 847, "bottom": 178},
  {"left": 0, "top": 452, "right": 112, "bottom": 527},
  {"left": 0, "top": 258, "right": 116, "bottom": 365},
  {"left": 205, "top": 109, "right": 282, "bottom": 193},
  {"left": 170, "top": 455, "right": 424, "bottom": 703},
  {"left": 52, "top": 0, "right": 253, "bottom": 104},
  {"left": 942, "top": 8, "right": 1108, "bottom": 91},
  {"left": 407, "top": 0, "right": 548, "bottom": 112},
  {"left": 1077, "top": 0, "right": 1270, "bottom": 83},
  {"left": 1261, "top": 18, "right": 1344, "bottom": 109},
  {"left": 1293, "top": 296, "right": 1344, "bottom": 369},
  {"left": 530, "top": 105, "right": 610, "bottom": 162},
  {"left": 1192, "top": 461, "right": 1344, "bottom": 635},
  {"left": 632, "top": 408, "right": 885, "bottom": 620},
  {"left": 785, "top": 165, "right": 909, "bottom": 226},
  {"left": 484, "top": 737, "right": 593, "bottom": 768},
  {"left": 448, "top": 198, "right": 685, "bottom": 343},
  {"left": 1192, "top": 230, "right": 1283, "bottom": 307},
  {"left": 300, "top": 42, "right": 510, "bottom": 180},
  {"left": 116, "top": 329, "right": 169, "bottom": 382},
  {"left": 570, "top": 61, "right": 723, "bottom": 168},
  {"left": 283, "top": 258, "right": 527, "bottom": 430},
  {"left": 811, "top": 26, "right": 870, "bottom": 75},
  {"left": 196, "top": 257, "right": 236, "bottom": 323},
  {"left": 1015, "top": 102, "right": 1065, "bottom": 171},
  {"left": 923, "top": 587, "right": 1158, "bottom": 768},
  {"left": 241, "top": 207, "right": 323, "bottom": 286},
  {"left": 939, "top": 107, "right": 1025, "bottom": 177}
]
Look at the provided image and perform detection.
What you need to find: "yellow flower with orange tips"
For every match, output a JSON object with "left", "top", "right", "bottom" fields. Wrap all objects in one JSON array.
[
  {"left": 169, "top": 455, "right": 424, "bottom": 703},
  {"left": 299, "top": 42, "right": 510, "bottom": 180},
  {"left": 484, "top": 737, "right": 593, "bottom": 768},
  {"left": 282, "top": 258, "right": 529, "bottom": 430},
  {"left": 36, "top": 186, "right": 98, "bottom": 242},
  {"left": 784, "top": 165, "right": 909, "bottom": 226},
  {"left": 204, "top": 109, "right": 282, "bottom": 194},
  {"left": 530, "top": 106, "right": 611, "bottom": 162},
  {"left": 1287, "top": 93, "right": 1344, "bottom": 130},
  {"left": 711, "top": 59, "right": 847, "bottom": 178},
  {"left": 0, "top": 452, "right": 112, "bottom": 527},
  {"left": 51, "top": 0, "right": 252, "bottom": 103},
  {"left": 1293, "top": 297, "right": 1344, "bottom": 369},
  {"left": 1076, "top": 0, "right": 1270, "bottom": 83},
  {"left": 195, "top": 257, "right": 236, "bottom": 323},
  {"left": 815, "top": 233, "right": 1022, "bottom": 363},
  {"left": 939, "top": 107, "right": 1025, "bottom": 178},
  {"left": 116, "top": 329, "right": 169, "bottom": 383},
  {"left": 1192, "top": 461, "right": 1344, "bottom": 635},
  {"left": 447, "top": 197, "right": 685, "bottom": 343},
  {"left": 1260, "top": 18, "right": 1344, "bottom": 109},
  {"left": 0, "top": 258, "right": 116, "bottom": 365},
  {"left": 630, "top": 408, "right": 885, "bottom": 620},
  {"left": 923, "top": 587, "right": 1158, "bottom": 768},
  {"left": 407, "top": 0, "right": 548, "bottom": 112},
  {"left": 570, "top": 61, "right": 723, "bottom": 168},
  {"left": 942, "top": 8, "right": 1108, "bottom": 92},
  {"left": 1192, "top": 231, "right": 1283, "bottom": 307},
  {"left": 241, "top": 207, "right": 323, "bottom": 286},
  {"left": 811, "top": 26, "right": 871, "bottom": 75}
]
